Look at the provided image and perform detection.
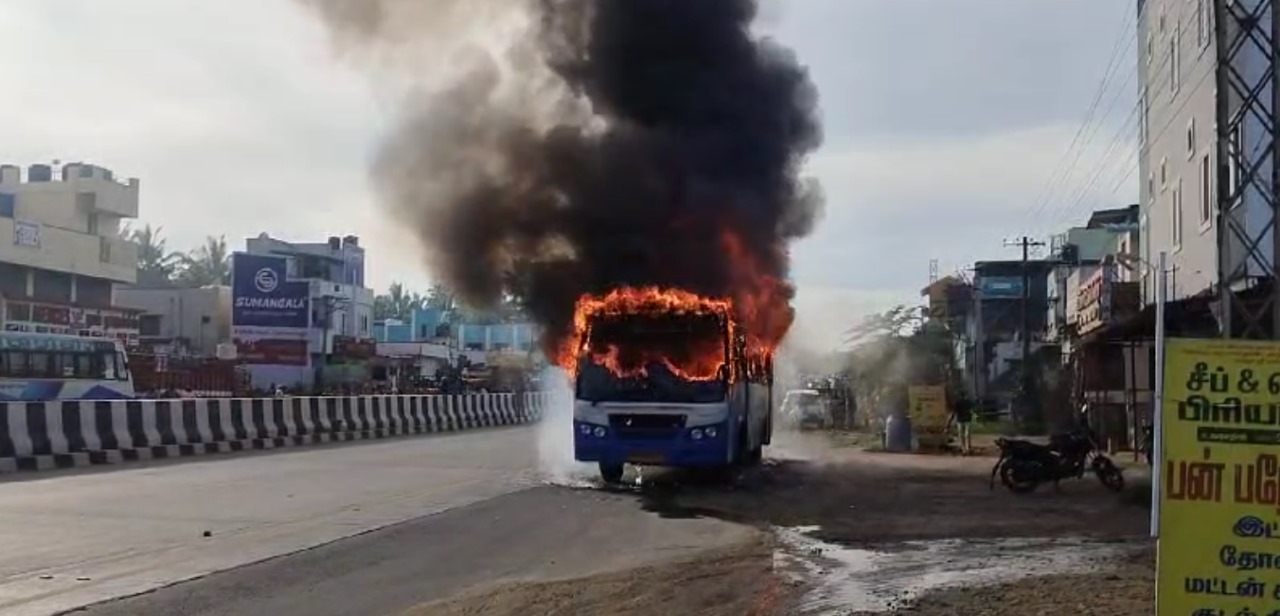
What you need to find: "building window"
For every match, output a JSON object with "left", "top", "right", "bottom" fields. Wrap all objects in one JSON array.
[
  {"left": 1170, "top": 24, "right": 1181, "bottom": 96},
  {"left": 1148, "top": 172, "right": 1155, "bottom": 198},
  {"left": 1160, "top": 157, "right": 1168, "bottom": 190},
  {"left": 0, "top": 193, "right": 13, "bottom": 218},
  {"left": 1146, "top": 32, "right": 1154, "bottom": 65},
  {"left": 1200, "top": 153, "right": 1212, "bottom": 224},
  {"left": 86, "top": 213, "right": 99, "bottom": 235},
  {"left": 99, "top": 237, "right": 111, "bottom": 263},
  {"left": 1197, "top": 0, "right": 1210, "bottom": 48},
  {"left": 1172, "top": 180, "right": 1184, "bottom": 248},
  {"left": 1187, "top": 117, "right": 1196, "bottom": 159}
]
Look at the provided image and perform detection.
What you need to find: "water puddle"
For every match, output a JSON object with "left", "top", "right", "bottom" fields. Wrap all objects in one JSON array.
[{"left": 774, "top": 527, "right": 1143, "bottom": 614}]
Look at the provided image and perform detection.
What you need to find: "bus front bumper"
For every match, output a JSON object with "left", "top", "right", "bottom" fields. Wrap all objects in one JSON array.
[{"left": 572, "top": 420, "right": 731, "bottom": 467}]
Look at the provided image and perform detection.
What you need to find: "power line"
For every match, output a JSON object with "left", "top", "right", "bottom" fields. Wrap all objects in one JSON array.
[
  {"left": 1053, "top": 105, "right": 1141, "bottom": 226},
  {"left": 1019, "top": 9, "right": 1137, "bottom": 235},
  {"left": 1038, "top": 11, "right": 1208, "bottom": 232},
  {"left": 1098, "top": 56, "right": 1220, "bottom": 205},
  {"left": 1040, "top": 68, "right": 1141, "bottom": 229}
]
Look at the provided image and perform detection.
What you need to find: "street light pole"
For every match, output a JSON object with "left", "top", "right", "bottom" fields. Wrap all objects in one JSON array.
[{"left": 1150, "top": 250, "right": 1168, "bottom": 538}]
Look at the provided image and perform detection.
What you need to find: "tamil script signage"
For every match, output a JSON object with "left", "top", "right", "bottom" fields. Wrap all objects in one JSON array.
[
  {"left": 907, "top": 385, "right": 949, "bottom": 435},
  {"left": 231, "top": 253, "right": 310, "bottom": 366},
  {"left": 1157, "top": 339, "right": 1280, "bottom": 614},
  {"left": 978, "top": 276, "right": 1023, "bottom": 298},
  {"left": 1075, "top": 267, "right": 1111, "bottom": 336}
]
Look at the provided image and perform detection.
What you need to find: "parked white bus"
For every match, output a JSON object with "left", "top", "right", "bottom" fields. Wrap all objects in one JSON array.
[{"left": 0, "top": 332, "right": 135, "bottom": 401}]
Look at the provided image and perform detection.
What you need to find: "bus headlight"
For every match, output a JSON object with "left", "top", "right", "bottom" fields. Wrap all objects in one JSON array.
[
  {"left": 690, "top": 429, "right": 704, "bottom": 440},
  {"left": 593, "top": 426, "right": 607, "bottom": 438},
  {"left": 704, "top": 426, "right": 718, "bottom": 438},
  {"left": 579, "top": 424, "right": 592, "bottom": 435}
]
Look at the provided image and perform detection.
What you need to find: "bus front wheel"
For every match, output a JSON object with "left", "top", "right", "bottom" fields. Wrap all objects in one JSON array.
[{"left": 599, "top": 462, "right": 625, "bottom": 484}]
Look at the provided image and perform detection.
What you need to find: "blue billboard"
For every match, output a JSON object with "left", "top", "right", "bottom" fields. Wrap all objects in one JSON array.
[
  {"left": 978, "top": 276, "right": 1025, "bottom": 299},
  {"left": 231, "top": 253, "right": 310, "bottom": 329}
]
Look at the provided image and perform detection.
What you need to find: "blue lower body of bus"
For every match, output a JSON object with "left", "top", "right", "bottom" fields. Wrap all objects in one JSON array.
[{"left": 573, "top": 418, "right": 735, "bottom": 468}]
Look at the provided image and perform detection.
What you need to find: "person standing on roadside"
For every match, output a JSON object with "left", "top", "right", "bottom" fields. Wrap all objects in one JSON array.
[{"left": 952, "top": 395, "right": 974, "bottom": 455}]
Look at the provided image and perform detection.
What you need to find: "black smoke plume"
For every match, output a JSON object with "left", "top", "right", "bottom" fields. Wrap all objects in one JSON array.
[{"left": 300, "top": 0, "right": 823, "bottom": 354}]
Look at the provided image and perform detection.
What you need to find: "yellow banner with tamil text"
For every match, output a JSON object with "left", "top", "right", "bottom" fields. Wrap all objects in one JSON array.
[
  {"left": 907, "top": 385, "right": 948, "bottom": 435},
  {"left": 1158, "top": 338, "right": 1280, "bottom": 615}
]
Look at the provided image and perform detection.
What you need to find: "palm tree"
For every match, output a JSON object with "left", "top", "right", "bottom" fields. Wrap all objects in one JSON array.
[
  {"left": 374, "top": 282, "right": 426, "bottom": 321},
  {"left": 425, "top": 283, "right": 456, "bottom": 312},
  {"left": 122, "top": 223, "right": 181, "bottom": 287},
  {"left": 177, "top": 235, "right": 231, "bottom": 287}
]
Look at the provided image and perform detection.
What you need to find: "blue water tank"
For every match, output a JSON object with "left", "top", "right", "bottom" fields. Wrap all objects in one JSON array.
[{"left": 884, "top": 413, "right": 914, "bottom": 452}]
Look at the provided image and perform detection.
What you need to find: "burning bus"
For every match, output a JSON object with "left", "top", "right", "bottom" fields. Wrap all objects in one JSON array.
[{"left": 564, "top": 287, "right": 773, "bottom": 483}]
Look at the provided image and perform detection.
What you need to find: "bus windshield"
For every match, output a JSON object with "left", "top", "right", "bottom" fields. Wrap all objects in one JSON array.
[{"left": 575, "top": 313, "right": 728, "bottom": 404}]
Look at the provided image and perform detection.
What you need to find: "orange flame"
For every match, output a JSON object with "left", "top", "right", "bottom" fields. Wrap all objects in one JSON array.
[
  {"left": 557, "top": 287, "right": 733, "bottom": 380},
  {"left": 588, "top": 343, "right": 725, "bottom": 382},
  {"left": 550, "top": 230, "right": 791, "bottom": 384}
]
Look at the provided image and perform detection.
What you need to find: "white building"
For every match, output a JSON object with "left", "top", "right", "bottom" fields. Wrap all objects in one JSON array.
[
  {"left": 0, "top": 162, "right": 142, "bottom": 343},
  {"left": 115, "top": 286, "right": 232, "bottom": 356},
  {"left": 1137, "top": 0, "right": 1220, "bottom": 303},
  {"left": 243, "top": 233, "right": 375, "bottom": 361}
]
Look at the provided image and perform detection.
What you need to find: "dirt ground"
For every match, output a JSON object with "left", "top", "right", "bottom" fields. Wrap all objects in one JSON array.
[
  {"left": 405, "top": 430, "right": 1155, "bottom": 615},
  {"left": 405, "top": 536, "right": 796, "bottom": 616}
]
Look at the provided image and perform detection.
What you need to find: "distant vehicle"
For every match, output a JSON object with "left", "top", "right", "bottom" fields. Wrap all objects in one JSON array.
[
  {"left": 781, "top": 389, "right": 831, "bottom": 430},
  {"left": 573, "top": 303, "right": 773, "bottom": 484},
  {"left": 0, "top": 332, "right": 135, "bottom": 401}
]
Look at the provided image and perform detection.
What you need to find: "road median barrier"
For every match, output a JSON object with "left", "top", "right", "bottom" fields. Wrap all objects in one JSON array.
[{"left": 0, "top": 392, "right": 549, "bottom": 473}]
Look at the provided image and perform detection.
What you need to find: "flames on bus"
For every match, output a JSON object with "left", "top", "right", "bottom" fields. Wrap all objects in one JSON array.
[
  {"left": 554, "top": 229, "right": 792, "bottom": 385},
  {"left": 556, "top": 284, "right": 780, "bottom": 385}
]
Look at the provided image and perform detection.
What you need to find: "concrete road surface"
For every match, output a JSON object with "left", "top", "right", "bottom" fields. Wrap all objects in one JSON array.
[
  {"left": 0, "top": 426, "right": 545, "bottom": 616},
  {"left": 77, "top": 487, "right": 752, "bottom": 616}
]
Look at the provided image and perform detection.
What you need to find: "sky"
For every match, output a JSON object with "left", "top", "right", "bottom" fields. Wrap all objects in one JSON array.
[{"left": 0, "top": 0, "right": 1138, "bottom": 351}]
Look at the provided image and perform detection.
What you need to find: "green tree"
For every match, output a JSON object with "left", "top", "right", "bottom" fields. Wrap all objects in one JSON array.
[
  {"left": 843, "top": 305, "right": 961, "bottom": 424},
  {"left": 373, "top": 282, "right": 426, "bottom": 321},
  {"left": 425, "top": 283, "right": 456, "bottom": 311},
  {"left": 177, "top": 235, "right": 231, "bottom": 286},
  {"left": 122, "top": 223, "right": 181, "bottom": 287}
]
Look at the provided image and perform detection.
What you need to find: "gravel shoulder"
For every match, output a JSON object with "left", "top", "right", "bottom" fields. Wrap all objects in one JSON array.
[
  {"left": 404, "top": 535, "right": 793, "bottom": 616},
  {"left": 903, "top": 545, "right": 1154, "bottom": 616}
]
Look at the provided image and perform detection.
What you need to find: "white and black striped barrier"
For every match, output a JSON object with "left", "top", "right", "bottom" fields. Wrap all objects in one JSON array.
[{"left": 0, "top": 392, "right": 549, "bottom": 473}]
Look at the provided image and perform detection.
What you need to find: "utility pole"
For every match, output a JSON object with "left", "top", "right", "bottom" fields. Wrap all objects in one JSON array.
[
  {"left": 973, "top": 285, "right": 985, "bottom": 401},
  {"left": 1004, "top": 236, "right": 1046, "bottom": 428}
]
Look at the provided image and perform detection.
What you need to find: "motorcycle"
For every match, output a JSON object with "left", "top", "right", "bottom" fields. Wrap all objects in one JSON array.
[{"left": 989, "top": 423, "right": 1125, "bottom": 494}]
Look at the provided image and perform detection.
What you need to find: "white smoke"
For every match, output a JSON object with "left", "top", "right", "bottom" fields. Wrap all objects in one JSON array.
[{"left": 536, "top": 366, "right": 596, "bottom": 485}]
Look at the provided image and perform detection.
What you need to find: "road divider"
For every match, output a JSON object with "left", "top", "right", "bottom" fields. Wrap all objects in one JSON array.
[{"left": 0, "top": 392, "right": 549, "bottom": 473}]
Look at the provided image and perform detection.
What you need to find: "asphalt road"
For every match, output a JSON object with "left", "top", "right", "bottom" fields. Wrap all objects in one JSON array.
[
  {"left": 0, "top": 426, "right": 546, "bottom": 616},
  {"left": 77, "top": 486, "right": 752, "bottom": 616}
]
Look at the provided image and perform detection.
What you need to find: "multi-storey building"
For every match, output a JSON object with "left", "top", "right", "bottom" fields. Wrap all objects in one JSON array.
[
  {"left": 244, "top": 233, "right": 375, "bottom": 350},
  {"left": 1138, "top": 0, "right": 1247, "bottom": 302},
  {"left": 1045, "top": 205, "right": 1140, "bottom": 344},
  {"left": 230, "top": 233, "right": 375, "bottom": 388},
  {"left": 0, "top": 162, "right": 141, "bottom": 343}
]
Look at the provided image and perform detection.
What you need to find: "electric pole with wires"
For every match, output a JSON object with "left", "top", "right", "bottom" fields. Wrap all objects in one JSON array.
[{"left": 1004, "top": 236, "right": 1046, "bottom": 429}]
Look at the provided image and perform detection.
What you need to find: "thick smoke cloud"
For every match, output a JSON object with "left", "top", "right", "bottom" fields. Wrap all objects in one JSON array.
[{"left": 300, "top": 0, "right": 823, "bottom": 353}]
